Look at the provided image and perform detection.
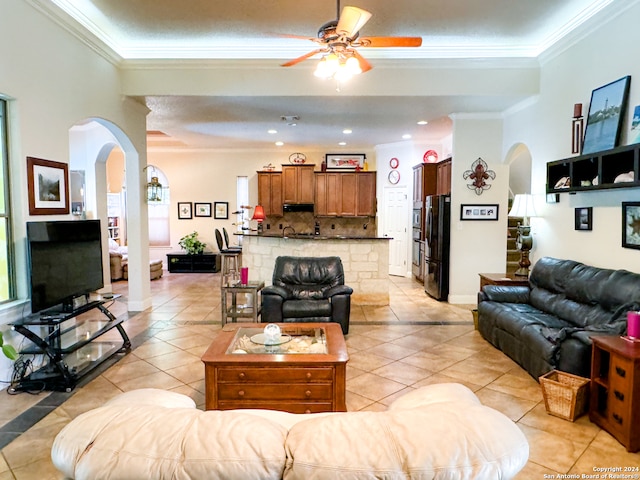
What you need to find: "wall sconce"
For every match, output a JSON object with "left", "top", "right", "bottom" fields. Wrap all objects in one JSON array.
[
  {"left": 143, "top": 165, "right": 164, "bottom": 203},
  {"left": 508, "top": 194, "right": 538, "bottom": 277},
  {"left": 251, "top": 205, "right": 266, "bottom": 233}
]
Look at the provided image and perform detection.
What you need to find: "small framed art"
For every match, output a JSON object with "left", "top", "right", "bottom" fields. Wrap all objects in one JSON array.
[
  {"left": 574, "top": 207, "right": 592, "bottom": 231},
  {"left": 27, "top": 156, "right": 70, "bottom": 215},
  {"left": 622, "top": 201, "right": 640, "bottom": 249},
  {"left": 195, "top": 202, "right": 212, "bottom": 217},
  {"left": 460, "top": 204, "right": 499, "bottom": 221},
  {"left": 325, "top": 154, "right": 366, "bottom": 170},
  {"left": 214, "top": 201, "right": 229, "bottom": 219},
  {"left": 178, "top": 202, "right": 192, "bottom": 219}
]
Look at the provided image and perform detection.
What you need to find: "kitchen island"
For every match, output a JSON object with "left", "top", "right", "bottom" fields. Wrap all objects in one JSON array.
[{"left": 241, "top": 234, "right": 391, "bottom": 306}]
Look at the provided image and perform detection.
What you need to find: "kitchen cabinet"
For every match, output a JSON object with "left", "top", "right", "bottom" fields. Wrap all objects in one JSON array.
[
  {"left": 436, "top": 157, "right": 452, "bottom": 195},
  {"left": 257, "top": 172, "right": 283, "bottom": 216},
  {"left": 315, "top": 172, "right": 376, "bottom": 217},
  {"left": 412, "top": 163, "right": 437, "bottom": 207},
  {"left": 282, "top": 165, "right": 315, "bottom": 204}
]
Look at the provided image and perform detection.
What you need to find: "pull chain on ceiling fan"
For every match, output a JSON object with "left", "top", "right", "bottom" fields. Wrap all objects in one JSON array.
[{"left": 279, "top": 0, "right": 422, "bottom": 82}]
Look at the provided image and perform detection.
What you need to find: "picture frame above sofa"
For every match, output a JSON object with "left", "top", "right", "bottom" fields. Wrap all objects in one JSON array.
[{"left": 622, "top": 201, "right": 640, "bottom": 249}]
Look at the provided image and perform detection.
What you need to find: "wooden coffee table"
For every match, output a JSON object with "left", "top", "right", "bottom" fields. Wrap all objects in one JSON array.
[{"left": 201, "top": 322, "right": 348, "bottom": 413}]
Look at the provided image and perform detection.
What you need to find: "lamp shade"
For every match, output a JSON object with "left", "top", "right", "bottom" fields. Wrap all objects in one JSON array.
[
  {"left": 251, "top": 205, "right": 266, "bottom": 222},
  {"left": 508, "top": 194, "right": 537, "bottom": 224}
]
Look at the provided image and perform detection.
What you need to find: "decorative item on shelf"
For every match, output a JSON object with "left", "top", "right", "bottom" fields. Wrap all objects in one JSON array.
[
  {"left": 463, "top": 157, "right": 496, "bottom": 195},
  {"left": 262, "top": 163, "right": 276, "bottom": 172},
  {"left": 143, "top": 164, "right": 164, "bottom": 203},
  {"left": 626, "top": 311, "right": 640, "bottom": 341},
  {"left": 289, "top": 152, "right": 307, "bottom": 164},
  {"left": 582, "top": 75, "right": 631, "bottom": 155},
  {"left": 263, "top": 323, "right": 282, "bottom": 345},
  {"left": 178, "top": 231, "right": 206, "bottom": 255},
  {"left": 508, "top": 194, "right": 538, "bottom": 276},
  {"left": 423, "top": 150, "right": 438, "bottom": 163},
  {"left": 571, "top": 103, "right": 584, "bottom": 155},
  {"left": 251, "top": 204, "right": 266, "bottom": 233}
]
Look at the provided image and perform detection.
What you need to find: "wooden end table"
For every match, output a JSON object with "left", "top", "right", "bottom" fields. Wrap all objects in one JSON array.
[
  {"left": 201, "top": 323, "right": 348, "bottom": 414},
  {"left": 589, "top": 335, "right": 640, "bottom": 452},
  {"left": 221, "top": 280, "right": 265, "bottom": 325},
  {"left": 479, "top": 272, "right": 530, "bottom": 290}
]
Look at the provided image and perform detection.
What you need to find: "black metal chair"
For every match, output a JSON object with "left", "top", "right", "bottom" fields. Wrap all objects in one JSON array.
[
  {"left": 223, "top": 227, "right": 242, "bottom": 252},
  {"left": 215, "top": 229, "right": 241, "bottom": 280}
]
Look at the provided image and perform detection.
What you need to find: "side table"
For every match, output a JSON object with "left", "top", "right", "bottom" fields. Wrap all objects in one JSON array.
[
  {"left": 479, "top": 273, "right": 530, "bottom": 290},
  {"left": 221, "top": 280, "right": 265, "bottom": 326},
  {"left": 589, "top": 335, "right": 640, "bottom": 452}
]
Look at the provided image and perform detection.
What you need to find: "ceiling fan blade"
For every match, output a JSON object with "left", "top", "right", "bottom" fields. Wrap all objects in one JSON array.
[
  {"left": 352, "top": 50, "right": 373, "bottom": 73},
  {"left": 336, "top": 6, "right": 372, "bottom": 38},
  {"left": 281, "top": 48, "right": 326, "bottom": 67},
  {"left": 277, "top": 33, "right": 321, "bottom": 42},
  {"left": 358, "top": 36, "right": 423, "bottom": 48}
]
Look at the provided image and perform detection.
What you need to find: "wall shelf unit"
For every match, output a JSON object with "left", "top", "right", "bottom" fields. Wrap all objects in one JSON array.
[{"left": 546, "top": 143, "right": 640, "bottom": 194}]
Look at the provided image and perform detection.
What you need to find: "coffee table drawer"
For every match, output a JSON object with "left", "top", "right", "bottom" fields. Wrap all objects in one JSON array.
[
  {"left": 218, "top": 383, "right": 332, "bottom": 400},
  {"left": 217, "top": 367, "right": 334, "bottom": 383},
  {"left": 218, "top": 401, "right": 334, "bottom": 414}
]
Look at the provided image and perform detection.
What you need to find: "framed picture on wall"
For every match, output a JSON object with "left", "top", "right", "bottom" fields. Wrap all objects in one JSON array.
[
  {"left": 27, "top": 157, "right": 70, "bottom": 215},
  {"left": 622, "top": 201, "right": 640, "bottom": 249},
  {"left": 194, "top": 202, "right": 212, "bottom": 217},
  {"left": 214, "top": 201, "right": 229, "bottom": 219},
  {"left": 325, "top": 154, "right": 366, "bottom": 170},
  {"left": 582, "top": 75, "right": 631, "bottom": 155},
  {"left": 574, "top": 207, "right": 592, "bottom": 231},
  {"left": 177, "top": 202, "right": 192, "bottom": 219},
  {"left": 460, "top": 204, "right": 499, "bottom": 221}
]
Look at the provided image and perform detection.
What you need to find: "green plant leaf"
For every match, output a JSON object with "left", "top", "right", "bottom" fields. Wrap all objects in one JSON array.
[{"left": 2, "top": 344, "right": 18, "bottom": 361}]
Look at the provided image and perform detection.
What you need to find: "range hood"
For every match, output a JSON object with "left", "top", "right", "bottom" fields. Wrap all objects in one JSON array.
[{"left": 283, "top": 203, "right": 314, "bottom": 213}]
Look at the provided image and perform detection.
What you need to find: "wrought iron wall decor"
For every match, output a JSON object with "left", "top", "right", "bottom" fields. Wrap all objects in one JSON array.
[{"left": 463, "top": 157, "right": 496, "bottom": 195}]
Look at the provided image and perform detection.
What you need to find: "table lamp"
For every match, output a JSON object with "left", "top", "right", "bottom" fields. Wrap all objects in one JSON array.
[
  {"left": 508, "top": 194, "right": 537, "bottom": 277},
  {"left": 252, "top": 205, "right": 266, "bottom": 233}
]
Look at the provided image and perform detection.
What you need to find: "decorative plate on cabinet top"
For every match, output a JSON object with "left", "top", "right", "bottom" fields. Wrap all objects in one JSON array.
[
  {"left": 289, "top": 153, "right": 307, "bottom": 164},
  {"left": 423, "top": 150, "right": 438, "bottom": 163},
  {"left": 389, "top": 157, "right": 399, "bottom": 169}
]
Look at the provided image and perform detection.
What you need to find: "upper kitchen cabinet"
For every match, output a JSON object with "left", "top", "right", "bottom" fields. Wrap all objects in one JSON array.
[
  {"left": 315, "top": 172, "right": 376, "bottom": 217},
  {"left": 257, "top": 171, "right": 283, "bottom": 216},
  {"left": 412, "top": 163, "right": 437, "bottom": 207},
  {"left": 282, "top": 165, "right": 315, "bottom": 204},
  {"left": 436, "top": 158, "right": 452, "bottom": 195}
]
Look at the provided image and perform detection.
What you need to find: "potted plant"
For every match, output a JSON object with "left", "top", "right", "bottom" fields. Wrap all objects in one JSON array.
[
  {"left": 178, "top": 231, "right": 206, "bottom": 255},
  {"left": 1, "top": 331, "right": 18, "bottom": 360}
]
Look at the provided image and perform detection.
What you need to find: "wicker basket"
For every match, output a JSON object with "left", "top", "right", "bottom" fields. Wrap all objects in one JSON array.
[{"left": 539, "top": 370, "right": 590, "bottom": 421}]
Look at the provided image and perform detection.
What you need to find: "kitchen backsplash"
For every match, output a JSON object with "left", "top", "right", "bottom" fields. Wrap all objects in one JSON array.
[{"left": 263, "top": 212, "right": 377, "bottom": 237}]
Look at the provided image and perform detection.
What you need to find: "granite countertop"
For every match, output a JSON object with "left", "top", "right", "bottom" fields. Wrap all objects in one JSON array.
[{"left": 241, "top": 233, "right": 391, "bottom": 240}]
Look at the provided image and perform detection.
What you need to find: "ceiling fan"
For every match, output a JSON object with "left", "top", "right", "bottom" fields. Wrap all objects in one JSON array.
[{"left": 280, "top": 0, "right": 422, "bottom": 78}]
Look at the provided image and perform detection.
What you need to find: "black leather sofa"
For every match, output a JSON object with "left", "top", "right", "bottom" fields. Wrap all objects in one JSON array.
[
  {"left": 477, "top": 257, "right": 639, "bottom": 380},
  {"left": 261, "top": 256, "right": 353, "bottom": 334}
]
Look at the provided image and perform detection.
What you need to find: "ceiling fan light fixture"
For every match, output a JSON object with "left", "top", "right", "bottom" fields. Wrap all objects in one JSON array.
[{"left": 345, "top": 56, "right": 362, "bottom": 75}]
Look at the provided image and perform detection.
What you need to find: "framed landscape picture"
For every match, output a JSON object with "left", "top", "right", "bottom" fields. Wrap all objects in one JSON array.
[
  {"left": 582, "top": 75, "right": 631, "bottom": 155},
  {"left": 325, "top": 154, "right": 366, "bottom": 170},
  {"left": 27, "top": 157, "right": 70, "bottom": 215}
]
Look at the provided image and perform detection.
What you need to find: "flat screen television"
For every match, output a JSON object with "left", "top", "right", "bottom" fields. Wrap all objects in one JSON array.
[{"left": 27, "top": 220, "right": 104, "bottom": 314}]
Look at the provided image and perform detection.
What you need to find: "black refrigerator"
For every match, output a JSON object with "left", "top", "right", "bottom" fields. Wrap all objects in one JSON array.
[{"left": 424, "top": 194, "right": 451, "bottom": 300}]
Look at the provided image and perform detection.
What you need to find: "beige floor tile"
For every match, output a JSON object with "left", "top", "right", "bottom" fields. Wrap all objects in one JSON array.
[
  {"left": 398, "top": 350, "right": 460, "bottom": 372},
  {"left": 439, "top": 359, "right": 504, "bottom": 386},
  {"left": 519, "top": 403, "right": 599, "bottom": 445},
  {"left": 345, "top": 390, "right": 376, "bottom": 411},
  {"left": 345, "top": 333, "right": 385, "bottom": 352},
  {"left": 518, "top": 424, "right": 590, "bottom": 473},
  {"left": 412, "top": 374, "right": 483, "bottom": 392},
  {"left": 130, "top": 339, "right": 183, "bottom": 359},
  {"left": 371, "top": 361, "right": 433, "bottom": 386},
  {"left": 475, "top": 387, "right": 538, "bottom": 422},
  {"left": 114, "top": 371, "right": 185, "bottom": 391},
  {"left": 101, "top": 358, "right": 160, "bottom": 384},
  {"left": 366, "top": 342, "right": 417, "bottom": 361},
  {"left": 346, "top": 372, "right": 406, "bottom": 402},
  {"left": 10, "top": 458, "right": 66, "bottom": 480},
  {"left": 144, "top": 350, "right": 202, "bottom": 371},
  {"left": 164, "top": 360, "right": 205, "bottom": 385},
  {"left": 346, "top": 351, "right": 394, "bottom": 371},
  {"left": 165, "top": 334, "right": 215, "bottom": 350},
  {"left": 485, "top": 372, "right": 544, "bottom": 401}
]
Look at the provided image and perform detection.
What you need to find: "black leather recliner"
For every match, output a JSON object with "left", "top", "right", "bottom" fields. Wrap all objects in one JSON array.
[{"left": 261, "top": 256, "right": 353, "bottom": 334}]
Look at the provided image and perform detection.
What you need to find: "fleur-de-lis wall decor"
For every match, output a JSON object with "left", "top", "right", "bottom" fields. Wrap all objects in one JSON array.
[{"left": 463, "top": 157, "right": 496, "bottom": 195}]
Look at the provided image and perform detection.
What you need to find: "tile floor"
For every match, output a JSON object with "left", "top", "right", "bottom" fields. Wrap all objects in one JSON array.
[{"left": 0, "top": 272, "right": 638, "bottom": 479}]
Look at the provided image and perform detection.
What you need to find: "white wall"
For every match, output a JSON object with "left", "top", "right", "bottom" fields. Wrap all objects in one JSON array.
[
  {"left": 502, "top": 1, "right": 640, "bottom": 271},
  {"left": 0, "top": 0, "right": 147, "bottom": 382}
]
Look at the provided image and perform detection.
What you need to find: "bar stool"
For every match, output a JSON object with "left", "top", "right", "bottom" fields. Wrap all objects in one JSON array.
[{"left": 216, "top": 229, "right": 242, "bottom": 284}]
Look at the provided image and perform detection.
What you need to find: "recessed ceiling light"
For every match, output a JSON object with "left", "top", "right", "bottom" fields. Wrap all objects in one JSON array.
[
  {"left": 275, "top": 141, "right": 284, "bottom": 146},
  {"left": 268, "top": 129, "right": 277, "bottom": 134},
  {"left": 402, "top": 134, "right": 412, "bottom": 139},
  {"left": 338, "top": 141, "right": 347, "bottom": 146},
  {"left": 342, "top": 129, "right": 352, "bottom": 134},
  {"left": 417, "top": 120, "right": 428, "bottom": 125}
]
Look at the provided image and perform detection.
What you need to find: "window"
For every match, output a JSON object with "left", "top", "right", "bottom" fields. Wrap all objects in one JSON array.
[{"left": 0, "top": 100, "right": 14, "bottom": 302}]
